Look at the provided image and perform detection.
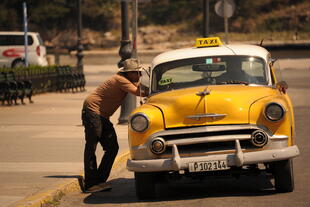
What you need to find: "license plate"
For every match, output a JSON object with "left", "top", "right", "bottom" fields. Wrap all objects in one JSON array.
[{"left": 189, "top": 160, "right": 229, "bottom": 172}]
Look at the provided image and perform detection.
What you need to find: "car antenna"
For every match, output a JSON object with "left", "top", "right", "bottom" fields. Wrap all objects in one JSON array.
[{"left": 259, "top": 39, "right": 264, "bottom": 47}]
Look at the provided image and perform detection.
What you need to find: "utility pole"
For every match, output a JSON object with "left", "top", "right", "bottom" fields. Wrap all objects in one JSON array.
[
  {"left": 118, "top": 0, "right": 135, "bottom": 125},
  {"left": 118, "top": 1, "right": 132, "bottom": 67},
  {"left": 203, "top": 0, "right": 210, "bottom": 37},
  {"left": 223, "top": 0, "right": 229, "bottom": 44},
  {"left": 76, "top": 0, "right": 84, "bottom": 73},
  {"left": 132, "top": 0, "right": 138, "bottom": 58},
  {"left": 23, "top": 2, "right": 29, "bottom": 67}
]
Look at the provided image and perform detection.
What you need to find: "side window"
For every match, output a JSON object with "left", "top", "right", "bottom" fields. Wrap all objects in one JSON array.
[
  {"left": 27, "top": 35, "right": 34, "bottom": 45},
  {"left": 271, "top": 58, "right": 283, "bottom": 83},
  {"left": 0, "top": 35, "right": 34, "bottom": 46},
  {"left": 11, "top": 35, "right": 34, "bottom": 45},
  {"left": 141, "top": 67, "right": 150, "bottom": 88},
  {"left": 0, "top": 35, "right": 9, "bottom": 46}
]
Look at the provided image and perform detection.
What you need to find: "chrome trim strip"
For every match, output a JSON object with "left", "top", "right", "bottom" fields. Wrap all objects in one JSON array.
[
  {"left": 165, "top": 134, "right": 251, "bottom": 146},
  {"left": 269, "top": 135, "right": 288, "bottom": 140},
  {"left": 149, "top": 124, "right": 262, "bottom": 140},
  {"left": 132, "top": 145, "right": 147, "bottom": 151},
  {"left": 187, "top": 113, "right": 227, "bottom": 120}
]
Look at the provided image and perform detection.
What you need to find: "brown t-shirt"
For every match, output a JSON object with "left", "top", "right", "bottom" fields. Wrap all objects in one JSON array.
[{"left": 84, "top": 74, "right": 140, "bottom": 118}]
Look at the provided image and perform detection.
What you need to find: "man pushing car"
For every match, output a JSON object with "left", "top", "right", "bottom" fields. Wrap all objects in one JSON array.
[{"left": 81, "top": 58, "right": 147, "bottom": 193}]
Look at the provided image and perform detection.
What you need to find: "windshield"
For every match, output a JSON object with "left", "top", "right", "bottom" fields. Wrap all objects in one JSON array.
[{"left": 152, "top": 55, "right": 268, "bottom": 93}]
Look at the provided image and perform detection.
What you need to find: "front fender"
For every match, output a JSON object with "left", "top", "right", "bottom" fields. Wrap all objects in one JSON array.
[
  {"left": 129, "top": 104, "right": 165, "bottom": 149},
  {"left": 249, "top": 94, "right": 294, "bottom": 146}
]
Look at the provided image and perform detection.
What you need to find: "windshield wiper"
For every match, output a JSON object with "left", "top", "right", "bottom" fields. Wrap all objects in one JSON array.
[{"left": 220, "top": 80, "right": 249, "bottom": 85}]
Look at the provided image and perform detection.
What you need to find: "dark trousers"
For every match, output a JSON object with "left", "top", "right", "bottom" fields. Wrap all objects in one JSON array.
[{"left": 81, "top": 108, "right": 119, "bottom": 188}]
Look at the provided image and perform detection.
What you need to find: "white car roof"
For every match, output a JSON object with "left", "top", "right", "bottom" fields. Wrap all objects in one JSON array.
[{"left": 152, "top": 44, "right": 270, "bottom": 68}]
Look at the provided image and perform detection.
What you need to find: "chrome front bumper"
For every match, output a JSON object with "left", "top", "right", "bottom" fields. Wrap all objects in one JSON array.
[{"left": 127, "top": 140, "right": 300, "bottom": 172}]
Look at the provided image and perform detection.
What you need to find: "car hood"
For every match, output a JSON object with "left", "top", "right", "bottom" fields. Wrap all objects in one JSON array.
[{"left": 147, "top": 85, "right": 275, "bottom": 128}]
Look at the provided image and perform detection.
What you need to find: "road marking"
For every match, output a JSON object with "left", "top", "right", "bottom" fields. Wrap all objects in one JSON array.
[{"left": 0, "top": 162, "right": 83, "bottom": 172}]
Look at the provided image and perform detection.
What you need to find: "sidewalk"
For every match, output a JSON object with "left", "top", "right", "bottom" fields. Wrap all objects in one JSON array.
[{"left": 0, "top": 65, "right": 130, "bottom": 207}]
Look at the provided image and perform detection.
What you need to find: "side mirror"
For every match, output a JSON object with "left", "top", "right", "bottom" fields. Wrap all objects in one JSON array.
[
  {"left": 276, "top": 81, "right": 288, "bottom": 93},
  {"left": 270, "top": 58, "right": 277, "bottom": 66}
]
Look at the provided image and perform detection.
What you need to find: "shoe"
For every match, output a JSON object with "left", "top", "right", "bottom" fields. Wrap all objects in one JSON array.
[
  {"left": 97, "top": 182, "right": 112, "bottom": 191},
  {"left": 77, "top": 176, "right": 85, "bottom": 193},
  {"left": 84, "top": 184, "right": 109, "bottom": 193}
]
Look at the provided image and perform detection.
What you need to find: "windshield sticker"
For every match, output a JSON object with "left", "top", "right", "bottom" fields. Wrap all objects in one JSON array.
[
  {"left": 206, "top": 58, "right": 213, "bottom": 64},
  {"left": 158, "top": 77, "right": 172, "bottom": 86}
]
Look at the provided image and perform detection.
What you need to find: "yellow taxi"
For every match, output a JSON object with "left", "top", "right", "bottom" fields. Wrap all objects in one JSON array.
[{"left": 126, "top": 37, "right": 300, "bottom": 199}]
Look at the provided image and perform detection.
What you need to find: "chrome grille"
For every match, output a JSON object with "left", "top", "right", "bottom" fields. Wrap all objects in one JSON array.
[
  {"left": 162, "top": 129, "right": 254, "bottom": 140},
  {"left": 148, "top": 125, "right": 269, "bottom": 157},
  {"left": 162, "top": 140, "right": 261, "bottom": 156}
]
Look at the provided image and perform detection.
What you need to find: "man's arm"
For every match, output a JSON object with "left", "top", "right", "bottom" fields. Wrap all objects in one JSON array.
[
  {"left": 137, "top": 84, "right": 149, "bottom": 97},
  {"left": 117, "top": 76, "right": 148, "bottom": 97}
]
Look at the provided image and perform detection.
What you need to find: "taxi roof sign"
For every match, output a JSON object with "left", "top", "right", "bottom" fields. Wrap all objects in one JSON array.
[{"left": 195, "top": 37, "right": 223, "bottom": 48}]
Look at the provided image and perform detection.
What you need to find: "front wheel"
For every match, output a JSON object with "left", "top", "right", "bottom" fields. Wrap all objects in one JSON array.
[
  {"left": 273, "top": 159, "right": 294, "bottom": 193},
  {"left": 134, "top": 172, "right": 156, "bottom": 200}
]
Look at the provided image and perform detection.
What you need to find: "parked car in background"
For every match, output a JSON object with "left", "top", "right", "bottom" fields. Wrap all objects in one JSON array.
[
  {"left": 127, "top": 37, "right": 300, "bottom": 199},
  {"left": 0, "top": 31, "right": 48, "bottom": 68}
]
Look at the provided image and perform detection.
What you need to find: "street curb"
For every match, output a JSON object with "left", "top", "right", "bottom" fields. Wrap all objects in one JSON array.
[{"left": 14, "top": 151, "right": 130, "bottom": 207}]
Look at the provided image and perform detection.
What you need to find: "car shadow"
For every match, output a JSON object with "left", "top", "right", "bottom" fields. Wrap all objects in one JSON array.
[{"left": 83, "top": 174, "right": 276, "bottom": 204}]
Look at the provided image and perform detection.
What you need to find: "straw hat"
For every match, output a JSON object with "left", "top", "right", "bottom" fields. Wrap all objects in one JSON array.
[{"left": 119, "top": 58, "right": 143, "bottom": 72}]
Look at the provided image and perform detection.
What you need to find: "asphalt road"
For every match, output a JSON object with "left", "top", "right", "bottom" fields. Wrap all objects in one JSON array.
[{"left": 58, "top": 68, "right": 310, "bottom": 207}]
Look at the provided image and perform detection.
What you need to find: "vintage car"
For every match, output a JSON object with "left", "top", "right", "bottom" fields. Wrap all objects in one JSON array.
[{"left": 126, "top": 37, "right": 300, "bottom": 199}]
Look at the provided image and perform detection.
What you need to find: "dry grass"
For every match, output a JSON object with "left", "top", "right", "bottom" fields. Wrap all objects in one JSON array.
[
  {"left": 178, "top": 31, "right": 310, "bottom": 43},
  {"left": 214, "top": 32, "right": 310, "bottom": 42}
]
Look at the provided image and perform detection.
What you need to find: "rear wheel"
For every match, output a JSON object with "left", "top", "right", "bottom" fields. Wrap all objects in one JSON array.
[
  {"left": 273, "top": 159, "right": 294, "bottom": 192},
  {"left": 12, "top": 59, "right": 25, "bottom": 68},
  {"left": 134, "top": 172, "right": 156, "bottom": 199}
]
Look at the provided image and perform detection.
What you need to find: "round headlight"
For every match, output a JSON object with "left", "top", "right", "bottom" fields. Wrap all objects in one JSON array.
[
  {"left": 265, "top": 103, "right": 285, "bottom": 121},
  {"left": 130, "top": 113, "right": 149, "bottom": 132}
]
